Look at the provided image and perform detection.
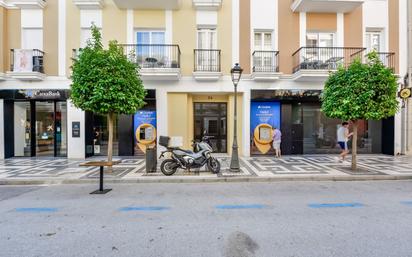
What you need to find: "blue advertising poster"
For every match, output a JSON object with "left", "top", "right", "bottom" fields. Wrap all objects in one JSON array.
[
  {"left": 134, "top": 110, "right": 157, "bottom": 145},
  {"left": 250, "top": 101, "right": 281, "bottom": 132},
  {"left": 250, "top": 101, "right": 281, "bottom": 154}
]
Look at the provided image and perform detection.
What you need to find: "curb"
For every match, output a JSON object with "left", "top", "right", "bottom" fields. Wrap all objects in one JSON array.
[{"left": 1, "top": 174, "right": 412, "bottom": 186}]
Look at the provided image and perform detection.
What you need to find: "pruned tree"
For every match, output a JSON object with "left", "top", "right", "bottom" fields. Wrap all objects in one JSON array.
[
  {"left": 321, "top": 51, "right": 398, "bottom": 170},
  {"left": 71, "top": 25, "right": 146, "bottom": 163}
]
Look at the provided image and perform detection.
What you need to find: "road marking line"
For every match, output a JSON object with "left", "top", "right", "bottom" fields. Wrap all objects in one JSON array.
[
  {"left": 119, "top": 206, "right": 170, "bottom": 212},
  {"left": 215, "top": 204, "right": 268, "bottom": 210},
  {"left": 15, "top": 208, "right": 58, "bottom": 213},
  {"left": 308, "top": 203, "right": 364, "bottom": 208}
]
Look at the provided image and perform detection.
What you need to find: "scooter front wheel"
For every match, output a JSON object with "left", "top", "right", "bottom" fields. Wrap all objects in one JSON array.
[
  {"left": 160, "top": 159, "right": 178, "bottom": 176},
  {"left": 207, "top": 157, "right": 221, "bottom": 174}
]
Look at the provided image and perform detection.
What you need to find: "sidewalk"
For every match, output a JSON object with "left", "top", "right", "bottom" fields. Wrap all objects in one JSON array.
[{"left": 1, "top": 155, "right": 412, "bottom": 185}]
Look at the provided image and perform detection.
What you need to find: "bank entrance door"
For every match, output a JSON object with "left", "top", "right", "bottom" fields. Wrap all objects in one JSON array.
[
  {"left": 13, "top": 101, "right": 67, "bottom": 157},
  {"left": 194, "top": 103, "right": 227, "bottom": 153}
]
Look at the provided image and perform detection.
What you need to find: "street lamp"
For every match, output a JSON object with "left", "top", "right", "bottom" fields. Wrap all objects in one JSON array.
[{"left": 230, "top": 63, "right": 243, "bottom": 172}]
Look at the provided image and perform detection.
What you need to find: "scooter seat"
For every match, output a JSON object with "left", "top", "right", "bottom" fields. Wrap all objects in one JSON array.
[{"left": 172, "top": 148, "right": 194, "bottom": 155}]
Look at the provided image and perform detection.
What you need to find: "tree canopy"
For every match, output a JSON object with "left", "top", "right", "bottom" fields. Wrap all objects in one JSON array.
[
  {"left": 70, "top": 25, "right": 146, "bottom": 115},
  {"left": 321, "top": 52, "right": 398, "bottom": 121},
  {"left": 70, "top": 25, "right": 146, "bottom": 163},
  {"left": 321, "top": 51, "right": 399, "bottom": 170}
]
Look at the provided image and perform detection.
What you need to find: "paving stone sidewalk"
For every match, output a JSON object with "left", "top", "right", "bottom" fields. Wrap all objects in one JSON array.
[{"left": 1, "top": 154, "right": 412, "bottom": 184}]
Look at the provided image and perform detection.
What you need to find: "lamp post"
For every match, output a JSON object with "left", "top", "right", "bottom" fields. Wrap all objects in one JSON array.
[{"left": 230, "top": 63, "right": 243, "bottom": 172}]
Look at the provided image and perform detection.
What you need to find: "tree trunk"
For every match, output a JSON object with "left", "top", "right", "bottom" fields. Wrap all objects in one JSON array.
[
  {"left": 107, "top": 112, "right": 114, "bottom": 164},
  {"left": 351, "top": 120, "right": 358, "bottom": 171}
]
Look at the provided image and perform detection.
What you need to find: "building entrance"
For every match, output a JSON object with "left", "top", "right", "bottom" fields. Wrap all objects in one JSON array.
[
  {"left": 13, "top": 100, "right": 67, "bottom": 157},
  {"left": 1, "top": 90, "right": 69, "bottom": 158},
  {"left": 194, "top": 103, "right": 227, "bottom": 153}
]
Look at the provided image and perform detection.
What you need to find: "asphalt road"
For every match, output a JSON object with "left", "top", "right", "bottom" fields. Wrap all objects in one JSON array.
[{"left": 1, "top": 181, "right": 412, "bottom": 257}]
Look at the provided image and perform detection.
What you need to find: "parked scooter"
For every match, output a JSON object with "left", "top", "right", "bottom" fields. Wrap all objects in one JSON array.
[{"left": 158, "top": 135, "right": 221, "bottom": 176}]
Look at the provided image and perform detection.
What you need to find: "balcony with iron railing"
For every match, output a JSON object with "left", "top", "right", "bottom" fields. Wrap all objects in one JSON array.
[
  {"left": 193, "top": 49, "right": 222, "bottom": 81},
  {"left": 291, "top": 47, "right": 396, "bottom": 81},
  {"left": 292, "top": 47, "right": 366, "bottom": 72},
  {"left": 8, "top": 49, "right": 45, "bottom": 81},
  {"left": 194, "top": 49, "right": 221, "bottom": 72},
  {"left": 120, "top": 44, "right": 181, "bottom": 80},
  {"left": 251, "top": 51, "right": 280, "bottom": 81},
  {"left": 373, "top": 52, "right": 396, "bottom": 72}
]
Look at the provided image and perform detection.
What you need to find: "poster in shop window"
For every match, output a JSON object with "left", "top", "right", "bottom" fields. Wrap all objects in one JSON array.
[
  {"left": 250, "top": 102, "right": 281, "bottom": 154},
  {"left": 134, "top": 110, "right": 157, "bottom": 154}
]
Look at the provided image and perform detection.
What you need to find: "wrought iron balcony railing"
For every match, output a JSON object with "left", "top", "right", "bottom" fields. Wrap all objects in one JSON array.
[
  {"left": 10, "top": 49, "right": 45, "bottom": 73},
  {"left": 119, "top": 44, "right": 181, "bottom": 69},
  {"left": 252, "top": 50, "right": 279, "bottom": 73},
  {"left": 374, "top": 52, "right": 395, "bottom": 71},
  {"left": 292, "top": 47, "right": 366, "bottom": 73},
  {"left": 194, "top": 49, "right": 221, "bottom": 72}
]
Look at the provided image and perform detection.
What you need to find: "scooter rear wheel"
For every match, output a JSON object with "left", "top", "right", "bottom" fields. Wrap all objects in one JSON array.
[
  {"left": 207, "top": 157, "right": 221, "bottom": 174},
  {"left": 160, "top": 159, "right": 178, "bottom": 176}
]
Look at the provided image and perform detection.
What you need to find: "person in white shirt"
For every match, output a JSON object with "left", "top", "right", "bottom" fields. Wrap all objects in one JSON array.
[
  {"left": 272, "top": 127, "right": 282, "bottom": 158},
  {"left": 337, "top": 122, "right": 353, "bottom": 162}
]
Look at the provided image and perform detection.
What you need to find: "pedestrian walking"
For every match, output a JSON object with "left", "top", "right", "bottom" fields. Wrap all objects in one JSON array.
[
  {"left": 337, "top": 121, "right": 353, "bottom": 162},
  {"left": 272, "top": 127, "right": 282, "bottom": 158}
]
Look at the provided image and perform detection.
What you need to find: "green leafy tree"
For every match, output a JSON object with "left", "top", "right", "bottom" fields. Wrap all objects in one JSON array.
[
  {"left": 70, "top": 25, "right": 146, "bottom": 163},
  {"left": 321, "top": 52, "right": 398, "bottom": 170}
]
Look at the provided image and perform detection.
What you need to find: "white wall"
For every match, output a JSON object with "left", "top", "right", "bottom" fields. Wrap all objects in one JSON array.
[
  {"left": 67, "top": 100, "right": 85, "bottom": 159},
  {"left": 337, "top": 13, "right": 344, "bottom": 46},
  {"left": 251, "top": 0, "right": 277, "bottom": 31},
  {"left": 21, "top": 9, "right": 43, "bottom": 28},
  {"left": 80, "top": 9, "right": 102, "bottom": 28},
  {"left": 196, "top": 10, "right": 217, "bottom": 26},
  {"left": 156, "top": 89, "right": 168, "bottom": 156},
  {"left": 242, "top": 89, "right": 251, "bottom": 157},
  {"left": 251, "top": 0, "right": 278, "bottom": 51},
  {"left": 232, "top": 0, "right": 239, "bottom": 64},
  {"left": 58, "top": 0, "right": 66, "bottom": 76},
  {"left": 399, "top": 0, "right": 409, "bottom": 154},
  {"left": 165, "top": 10, "right": 173, "bottom": 44},
  {"left": 0, "top": 100, "right": 4, "bottom": 160},
  {"left": 80, "top": 9, "right": 102, "bottom": 47},
  {"left": 362, "top": 0, "right": 389, "bottom": 50},
  {"left": 21, "top": 9, "right": 43, "bottom": 50},
  {"left": 299, "top": 12, "right": 306, "bottom": 47}
]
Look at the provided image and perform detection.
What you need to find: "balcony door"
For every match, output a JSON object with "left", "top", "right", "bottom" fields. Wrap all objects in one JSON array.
[
  {"left": 13, "top": 101, "right": 67, "bottom": 157},
  {"left": 136, "top": 31, "right": 165, "bottom": 67},
  {"left": 365, "top": 30, "right": 386, "bottom": 64},
  {"left": 196, "top": 28, "right": 217, "bottom": 71},
  {"left": 305, "top": 32, "right": 336, "bottom": 65},
  {"left": 365, "top": 31, "right": 383, "bottom": 52},
  {"left": 35, "top": 101, "right": 55, "bottom": 156},
  {"left": 253, "top": 31, "right": 273, "bottom": 71}
]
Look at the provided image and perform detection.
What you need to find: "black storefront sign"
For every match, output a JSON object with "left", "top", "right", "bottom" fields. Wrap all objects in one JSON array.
[
  {"left": 0, "top": 89, "right": 69, "bottom": 100},
  {"left": 72, "top": 122, "right": 81, "bottom": 137}
]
